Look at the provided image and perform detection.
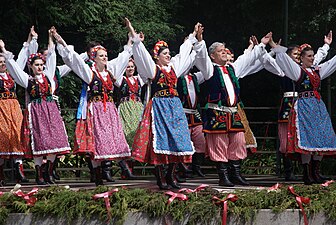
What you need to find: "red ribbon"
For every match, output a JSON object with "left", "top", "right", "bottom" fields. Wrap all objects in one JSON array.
[
  {"left": 288, "top": 186, "right": 310, "bottom": 225},
  {"left": 322, "top": 180, "right": 334, "bottom": 187},
  {"left": 165, "top": 191, "right": 188, "bottom": 205},
  {"left": 212, "top": 194, "right": 238, "bottom": 225},
  {"left": 268, "top": 183, "right": 282, "bottom": 191},
  {"left": 178, "top": 184, "right": 209, "bottom": 193},
  {"left": 92, "top": 188, "right": 119, "bottom": 221},
  {"left": 14, "top": 188, "right": 38, "bottom": 206}
]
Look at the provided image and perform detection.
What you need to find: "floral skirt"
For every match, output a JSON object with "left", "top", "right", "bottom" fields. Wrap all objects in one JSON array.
[
  {"left": 287, "top": 97, "right": 336, "bottom": 156},
  {"left": 118, "top": 100, "right": 144, "bottom": 149},
  {"left": 22, "top": 100, "right": 70, "bottom": 158},
  {"left": 132, "top": 98, "right": 193, "bottom": 165},
  {"left": 74, "top": 101, "right": 131, "bottom": 160},
  {"left": 0, "top": 99, "right": 24, "bottom": 158}
]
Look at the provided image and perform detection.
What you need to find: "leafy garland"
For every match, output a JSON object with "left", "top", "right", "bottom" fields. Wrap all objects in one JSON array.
[{"left": 1, "top": 183, "right": 336, "bottom": 225}]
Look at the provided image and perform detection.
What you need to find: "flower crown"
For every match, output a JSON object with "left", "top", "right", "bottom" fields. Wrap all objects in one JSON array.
[
  {"left": 153, "top": 40, "right": 168, "bottom": 59},
  {"left": 298, "top": 43, "right": 312, "bottom": 55},
  {"left": 27, "top": 53, "right": 45, "bottom": 66},
  {"left": 225, "top": 48, "right": 232, "bottom": 55},
  {"left": 90, "top": 45, "right": 107, "bottom": 60}
]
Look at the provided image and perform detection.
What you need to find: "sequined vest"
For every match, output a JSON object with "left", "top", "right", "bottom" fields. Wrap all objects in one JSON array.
[
  {"left": 88, "top": 70, "right": 115, "bottom": 102},
  {"left": 27, "top": 75, "right": 53, "bottom": 103},
  {"left": 150, "top": 65, "right": 178, "bottom": 98}
]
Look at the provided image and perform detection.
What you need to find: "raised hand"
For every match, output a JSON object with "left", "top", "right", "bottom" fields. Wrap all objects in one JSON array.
[
  {"left": 139, "top": 32, "right": 144, "bottom": 42},
  {"left": 30, "top": 26, "right": 38, "bottom": 38},
  {"left": 193, "top": 22, "right": 201, "bottom": 36},
  {"left": 125, "top": 17, "right": 136, "bottom": 38},
  {"left": 324, "top": 30, "right": 332, "bottom": 45},
  {"left": 0, "top": 39, "right": 5, "bottom": 50},
  {"left": 196, "top": 24, "right": 204, "bottom": 42},
  {"left": 261, "top": 32, "right": 272, "bottom": 45}
]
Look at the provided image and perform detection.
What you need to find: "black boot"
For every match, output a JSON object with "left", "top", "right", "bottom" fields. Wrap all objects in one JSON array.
[
  {"left": 311, "top": 160, "right": 328, "bottom": 183},
  {"left": 43, "top": 160, "right": 55, "bottom": 184},
  {"left": 282, "top": 154, "right": 299, "bottom": 181},
  {"left": 86, "top": 157, "right": 96, "bottom": 183},
  {"left": 0, "top": 164, "right": 5, "bottom": 186},
  {"left": 302, "top": 163, "right": 314, "bottom": 185},
  {"left": 35, "top": 165, "right": 46, "bottom": 185},
  {"left": 230, "top": 160, "right": 249, "bottom": 186},
  {"left": 165, "top": 163, "right": 181, "bottom": 189},
  {"left": 154, "top": 165, "right": 169, "bottom": 190},
  {"left": 118, "top": 160, "right": 136, "bottom": 180},
  {"left": 94, "top": 166, "right": 104, "bottom": 186},
  {"left": 101, "top": 161, "right": 115, "bottom": 182},
  {"left": 52, "top": 157, "right": 60, "bottom": 180},
  {"left": 192, "top": 153, "right": 205, "bottom": 177},
  {"left": 216, "top": 162, "right": 234, "bottom": 187},
  {"left": 14, "top": 162, "right": 29, "bottom": 183}
]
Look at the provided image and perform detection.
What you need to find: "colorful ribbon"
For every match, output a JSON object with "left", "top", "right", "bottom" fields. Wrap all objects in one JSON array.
[
  {"left": 165, "top": 191, "right": 188, "bottom": 205},
  {"left": 92, "top": 188, "right": 119, "bottom": 221},
  {"left": 322, "top": 180, "right": 334, "bottom": 187},
  {"left": 178, "top": 184, "right": 209, "bottom": 193},
  {"left": 13, "top": 188, "right": 38, "bottom": 206},
  {"left": 212, "top": 194, "right": 238, "bottom": 225},
  {"left": 268, "top": 183, "right": 282, "bottom": 192},
  {"left": 288, "top": 186, "right": 310, "bottom": 225}
]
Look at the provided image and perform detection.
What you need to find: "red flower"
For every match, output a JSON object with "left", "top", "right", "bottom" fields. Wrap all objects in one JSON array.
[{"left": 216, "top": 114, "right": 227, "bottom": 122}]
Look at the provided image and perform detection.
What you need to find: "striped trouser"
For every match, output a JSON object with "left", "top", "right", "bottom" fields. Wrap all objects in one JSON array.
[
  {"left": 189, "top": 125, "right": 206, "bottom": 153},
  {"left": 206, "top": 132, "right": 246, "bottom": 162}
]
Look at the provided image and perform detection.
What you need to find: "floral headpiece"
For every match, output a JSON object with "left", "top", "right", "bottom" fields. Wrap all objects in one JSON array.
[
  {"left": 298, "top": 43, "right": 312, "bottom": 56},
  {"left": 27, "top": 53, "right": 45, "bottom": 66},
  {"left": 225, "top": 48, "right": 232, "bottom": 55},
  {"left": 90, "top": 45, "right": 107, "bottom": 60},
  {"left": 153, "top": 40, "right": 168, "bottom": 59}
]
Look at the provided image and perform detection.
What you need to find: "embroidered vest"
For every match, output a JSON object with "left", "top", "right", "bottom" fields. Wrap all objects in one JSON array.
[
  {"left": 0, "top": 73, "right": 17, "bottom": 100},
  {"left": 295, "top": 68, "right": 321, "bottom": 93},
  {"left": 202, "top": 64, "right": 244, "bottom": 133},
  {"left": 27, "top": 75, "right": 53, "bottom": 103},
  {"left": 177, "top": 74, "right": 202, "bottom": 126},
  {"left": 88, "top": 70, "right": 115, "bottom": 102},
  {"left": 119, "top": 76, "right": 141, "bottom": 101},
  {"left": 150, "top": 65, "right": 178, "bottom": 98}
]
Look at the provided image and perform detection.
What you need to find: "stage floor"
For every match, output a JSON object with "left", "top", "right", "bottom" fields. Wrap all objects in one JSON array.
[{"left": 0, "top": 174, "right": 306, "bottom": 193}]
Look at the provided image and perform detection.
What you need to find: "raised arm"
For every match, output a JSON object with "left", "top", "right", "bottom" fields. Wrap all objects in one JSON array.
[
  {"left": 108, "top": 33, "right": 133, "bottom": 87},
  {"left": 170, "top": 23, "right": 199, "bottom": 78},
  {"left": 272, "top": 45, "right": 301, "bottom": 81},
  {"left": 54, "top": 31, "right": 93, "bottom": 84},
  {"left": 16, "top": 26, "right": 39, "bottom": 69},
  {"left": 126, "top": 18, "right": 156, "bottom": 80},
  {"left": 233, "top": 32, "right": 271, "bottom": 78},
  {"left": 314, "top": 30, "right": 332, "bottom": 66},
  {"left": 0, "top": 40, "right": 29, "bottom": 88}
]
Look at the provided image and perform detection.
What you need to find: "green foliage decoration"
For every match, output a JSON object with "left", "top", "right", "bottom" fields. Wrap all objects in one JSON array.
[{"left": 1, "top": 183, "right": 336, "bottom": 224}]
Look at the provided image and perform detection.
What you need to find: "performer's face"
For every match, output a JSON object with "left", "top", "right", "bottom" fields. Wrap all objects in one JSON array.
[
  {"left": 157, "top": 48, "right": 171, "bottom": 67},
  {"left": 125, "top": 61, "right": 135, "bottom": 77},
  {"left": 94, "top": 49, "right": 108, "bottom": 67},
  {"left": 289, "top": 47, "right": 300, "bottom": 64},
  {"left": 301, "top": 50, "right": 314, "bottom": 68},
  {"left": 30, "top": 59, "right": 44, "bottom": 76},
  {"left": 0, "top": 56, "right": 6, "bottom": 73},
  {"left": 211, "top": 44, "right": 227, "bottom": 66}
]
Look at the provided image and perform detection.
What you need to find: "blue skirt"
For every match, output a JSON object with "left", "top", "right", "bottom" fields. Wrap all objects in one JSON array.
[
  {"left": 152, "top": 97, "right": 194, "bottom": 155},
  {"left": 296, "top": 97, "right": 336, "bottom": 152}
]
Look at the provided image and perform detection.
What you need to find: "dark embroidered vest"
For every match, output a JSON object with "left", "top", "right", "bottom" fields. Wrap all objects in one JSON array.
[
  {"left": 203, "top": 65, "right": 244, "bottom": 133},
  {"left": 150, "top": 66, "right": 178, "bottom": 98},
  {"left": 0, "top": 73, "right": 17, "bottom": 100},
  {"left": 177, "top": 74, "right": 202, "bottom": 126},
  {"left": 295, "top": 68, "right": 321, "bottom": 93},
  {"left": 27, "top": 75, "right": 53, "bottom": 103},
  {"left": 119, "top": 76, "right": 141, "bottom": 101},
  {"left": 278, "top": 76, "right": 296, "bottom": 123},
  {"left": 88, "top": 70, "right": 115, "bottom": 102}
]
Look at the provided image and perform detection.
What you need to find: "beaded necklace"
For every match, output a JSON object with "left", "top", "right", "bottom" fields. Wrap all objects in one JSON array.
[{"left": 125, "top": 76, "right": 139, "bottom": 100}]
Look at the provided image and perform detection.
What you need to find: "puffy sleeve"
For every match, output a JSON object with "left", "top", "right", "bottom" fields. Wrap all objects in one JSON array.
[
  {"left": 132, "top": 37, "right": 156, "bottom": 80},
  {"left": 193, "top": 40, "right": 214, "bottom": 83},
  {"left": 314, "top": 44, "right": 329, "bottom": 66},
  {"left": 318, "top": 54, "right": 336, "bottom": 80},
  {"left": 170, "top": 34, "right": 197, "bottom": 78},
  {"left": 232, "top": 43, "right": 267, "bottom": 79},
  {"left": 3, "top": 51, "right": 29, "bottom": 88},
  {"left": 108, "top": 45, "right": 132, "bottom": 87},
  {"left": 57, "top": 43, "right": 93, "bottom": 84},
  {"left": 273, "top": 45, "right": 301, "bottom": 81},
  {"left": 44, "top": 44, "right": 57, "bottom": 82}
]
